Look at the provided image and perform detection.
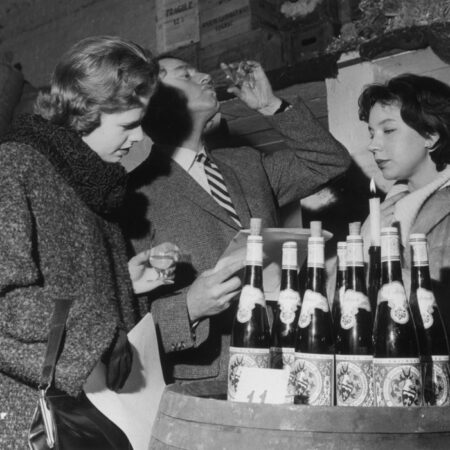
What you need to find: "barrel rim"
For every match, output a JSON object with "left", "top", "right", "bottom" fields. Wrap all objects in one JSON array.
[{"left": 157, "top": 380, "right": 450, "bottom": 434}]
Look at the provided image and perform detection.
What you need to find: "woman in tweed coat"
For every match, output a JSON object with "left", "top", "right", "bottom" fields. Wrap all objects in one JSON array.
[{"left": 0, "top": 36, "right": 162, "bottom": 449}]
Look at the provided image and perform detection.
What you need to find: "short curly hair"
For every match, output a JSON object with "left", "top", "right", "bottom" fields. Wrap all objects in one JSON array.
[
  {"left": 35, "top": 35, "right": 158, "bottom": 135},
  {"left": 358, "top": 73, "right": 450, "bottom": 171}
]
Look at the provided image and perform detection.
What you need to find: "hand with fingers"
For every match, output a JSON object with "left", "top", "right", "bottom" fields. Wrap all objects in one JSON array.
[
  {"left": 220, "top": 60, "right": 281, "bottom": 114},
  {"left": 128, "top": 242, "right": 179, "bottom": 294},
  {"left": 187, "top": 259, "right": 245, "bottom": 322}
]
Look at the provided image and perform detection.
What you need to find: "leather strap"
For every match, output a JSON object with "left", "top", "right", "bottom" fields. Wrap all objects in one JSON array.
[
  {"left": 39, "top": 298, "right": 74, "bottom": 390},
  {"left": 274, "top": 99, "right": 292, "bottom": 114}
]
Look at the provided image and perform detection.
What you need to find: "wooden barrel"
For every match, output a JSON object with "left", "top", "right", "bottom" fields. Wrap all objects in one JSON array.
[{"left": 150, "top": 380, "right": 450, "bottom": 450}]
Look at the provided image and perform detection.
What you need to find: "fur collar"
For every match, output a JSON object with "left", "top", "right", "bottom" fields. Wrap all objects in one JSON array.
[{"left": 1, "top": 114, "right": 128, "bottom": 218}]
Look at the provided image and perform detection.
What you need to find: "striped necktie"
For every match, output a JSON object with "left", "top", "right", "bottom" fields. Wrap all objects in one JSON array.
[{"left": 196, "top": 153, "right": 242, "bottom": 228}]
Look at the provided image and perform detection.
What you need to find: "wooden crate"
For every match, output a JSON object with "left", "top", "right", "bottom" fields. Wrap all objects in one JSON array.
[
  {"left": 283, "top": 21, "right": 335, "bottom": 63},
  {"left": 199, "top": 28, "right": 285, "bottom": 86},
  {"left": 199, "top": 0, "right": 255, "bottom": 47},
  {"left": 250, "top": 0, "right": 339, "bottom": 32}
]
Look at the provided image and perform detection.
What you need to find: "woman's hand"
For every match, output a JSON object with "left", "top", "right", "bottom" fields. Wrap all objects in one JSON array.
[{"left": 128, "top": 246, "right": 176, "bottom": 294}]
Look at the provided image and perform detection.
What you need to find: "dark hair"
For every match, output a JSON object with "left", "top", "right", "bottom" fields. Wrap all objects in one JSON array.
[
  {"left": 35, "top": 35, "right": 158, "bottom": 135},
  {"left": 142, "top": 56, "right": 194, "bottom": 146},
  {"left": 358, "top": 73, "right": 450, "bottom": 171}
]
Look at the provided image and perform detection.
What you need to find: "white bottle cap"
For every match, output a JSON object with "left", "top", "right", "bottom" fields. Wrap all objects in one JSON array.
[
  {"left": 381, "top": 227, "right": 400, "bottom": 261},
  {"left": 282, "top": 241, "right": 298, "bottom": 269},
  {"left": 310, "top": 221, "right": 322, "bottom": 238},
  {"left": 307, "top": 236, "right": 324, "bottom": 267},
  {"left": 246, "top": 235, "right": 263, "bottom": 265},
  {"left": 348, "top": 221, "right": 361, "bottom": 236},
  {"left": 409, "top": 233, "right": 428, "bottom": 266},
  {"left": 249, "top": 217, "right": 262, "bottom": 236},
  {"left": 346, "top": 235, "right": 364, "bottom": 267},
  {"left": 337, "top": 242, "right": 347, "bottom": 270}
]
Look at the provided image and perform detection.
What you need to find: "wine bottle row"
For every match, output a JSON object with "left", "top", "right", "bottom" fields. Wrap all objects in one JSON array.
[{"left": 227, "top": 223, "right": 450, "bottom": 408}]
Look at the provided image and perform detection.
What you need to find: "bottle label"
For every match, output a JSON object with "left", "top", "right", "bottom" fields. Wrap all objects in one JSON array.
[
  {"left": 292, "top": 352, "right": 334, "bottom": 405},
  {"left": 278, "top": 289, "right": 301, "bottom": 325},
  {"left": 373, "top": 358, "right": 422, "bottom": 406},
  {"left": 340, "top": 289, "right": 371, "bottom": 330},
  {"left": 237, "top": 286, "right": 265, "bottom": 323},
  {"left": 377, "top": 281, "right": 409, "bottom": 324},
  {"left": 228, "top": 346, "right": 270, "bottom": 401},
  {"left": 424, "top": 355, "right": 450, "bottom": 406},
  {"left": 416, "top": 287, "right": 437, "bottom": 329},
  {"left": 298, "top": 289, "right": 329, "bottom": 328},
  {"left": 270, "top": 347, "right": 295, "bottom": 403},
  {"left": 336, "top": 355, "right": 373, "bottom": 406}
]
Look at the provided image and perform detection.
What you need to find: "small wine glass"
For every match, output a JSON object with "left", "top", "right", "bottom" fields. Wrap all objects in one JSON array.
[
  {"left": 220, "top": 61, "right": 255, "bottom": 88},
  {"left": 149, "top": 242, "right": 180, "bottom": 283}
]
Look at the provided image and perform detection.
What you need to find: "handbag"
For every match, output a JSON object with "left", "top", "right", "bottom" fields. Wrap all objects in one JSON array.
[{"left": 28, "top": 299, "right": 132, "bottom": 450}]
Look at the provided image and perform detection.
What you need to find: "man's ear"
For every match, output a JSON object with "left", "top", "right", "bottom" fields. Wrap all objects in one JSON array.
[
  {"left": 425, "top": 132, "right": 440, "bottom": 151},
  {"left": 158, "top": 67, "right": 167, "bottom": 81}
]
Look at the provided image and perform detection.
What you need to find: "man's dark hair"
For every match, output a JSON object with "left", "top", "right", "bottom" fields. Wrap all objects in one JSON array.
[{"left": 142, "top": 56, "right": 194, "bottom": 146}]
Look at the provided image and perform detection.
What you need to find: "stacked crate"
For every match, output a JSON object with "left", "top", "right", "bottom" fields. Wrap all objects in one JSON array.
[
  {"left": 198, "top": 0, "right": 285, "bottom": 84},
  {"left": 250, "top": 0, "right": 339, "bottom": 63}
]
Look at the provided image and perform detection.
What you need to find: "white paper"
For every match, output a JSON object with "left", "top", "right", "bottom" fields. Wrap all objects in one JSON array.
[
  {"left": 84, "top": 313, "right": 166, "bottom": 450},
  {"left": 218, "top": 228, "right": 332, "bottom": 301},
  {"left": 234, "top": 367, "right": 289, "bottom": 404}
]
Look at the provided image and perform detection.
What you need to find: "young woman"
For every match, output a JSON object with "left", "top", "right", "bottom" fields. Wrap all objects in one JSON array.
[
  {"left": 359, "top": 73, "right": 450, "bottom": 334},
  {"left": 0, "top": 36, "right": 165, "bottom": 449}
]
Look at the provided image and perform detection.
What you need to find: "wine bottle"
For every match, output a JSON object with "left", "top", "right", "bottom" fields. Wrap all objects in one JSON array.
[
  {"left": 368, "top": 246, "right": 382, "bottom": 314},
  {"left": 293, "top": 234, "right": 334, "bottom": 405},
  {"left": 228, "top": 235, "right": 270, "bottom": 401},
  {"left": 335, "top": 234, "right": 373, "bottom": 406},
  {"left": 331, "top": 241, "right": 347, "bottom": 326},
  {"left": 373, "top": 227, "right": 422, "bottom": 407},
  {"left": 368, "top": 180, "right": 382, "bottom": 314},
  {"left": 270, "top": 241, "right": 301, "bottom": 403},
  {"left": 409, "top": 234, "right": 450, "bottom": 406}
]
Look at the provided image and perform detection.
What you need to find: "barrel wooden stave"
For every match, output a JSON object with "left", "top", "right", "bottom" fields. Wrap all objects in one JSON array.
[{"left": 149, "top": 381, "right": 450, "bottom": 449}]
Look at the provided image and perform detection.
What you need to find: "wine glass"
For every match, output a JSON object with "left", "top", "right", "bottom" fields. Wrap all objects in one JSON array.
[
  {"left": 149, "top": 242, "right": 180, "bottom": 283},
  {"left": 220, "top": 61, "right": 255, "bottom": 88}
]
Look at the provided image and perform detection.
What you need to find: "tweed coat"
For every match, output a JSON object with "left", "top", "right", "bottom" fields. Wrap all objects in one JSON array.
[
  {"left": 127, "top": 99, "right": 351, "bottom": 381},
  {"left": 0, "top": 142, "right": 138, "bottom": 449}
]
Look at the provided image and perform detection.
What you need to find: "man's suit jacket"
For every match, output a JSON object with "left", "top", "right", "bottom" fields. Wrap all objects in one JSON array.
[{"left": 125, "top": 99, "right": 351, "bottom": 381}]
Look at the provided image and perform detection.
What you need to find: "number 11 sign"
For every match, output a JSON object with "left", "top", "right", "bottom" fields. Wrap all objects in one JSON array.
[{"left": 233, "top": 367, "right": 289, "bottom": 404}]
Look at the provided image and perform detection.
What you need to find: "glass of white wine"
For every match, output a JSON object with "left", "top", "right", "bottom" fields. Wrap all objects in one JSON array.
[
  {"left": 149, "top": 242, "right": 180, "bottom": 284},
  {"left": 220, "top": 61, "right": 255, "bottom": 88}
]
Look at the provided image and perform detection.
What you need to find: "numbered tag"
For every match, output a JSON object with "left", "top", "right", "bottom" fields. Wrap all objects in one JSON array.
[{"left": 233, "top": 367, "right": 289, "bottom": 404}]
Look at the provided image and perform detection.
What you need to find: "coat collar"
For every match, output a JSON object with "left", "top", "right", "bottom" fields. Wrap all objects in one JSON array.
[{"left": 410, "top": 187, "right": 450, "bottom": 236}]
